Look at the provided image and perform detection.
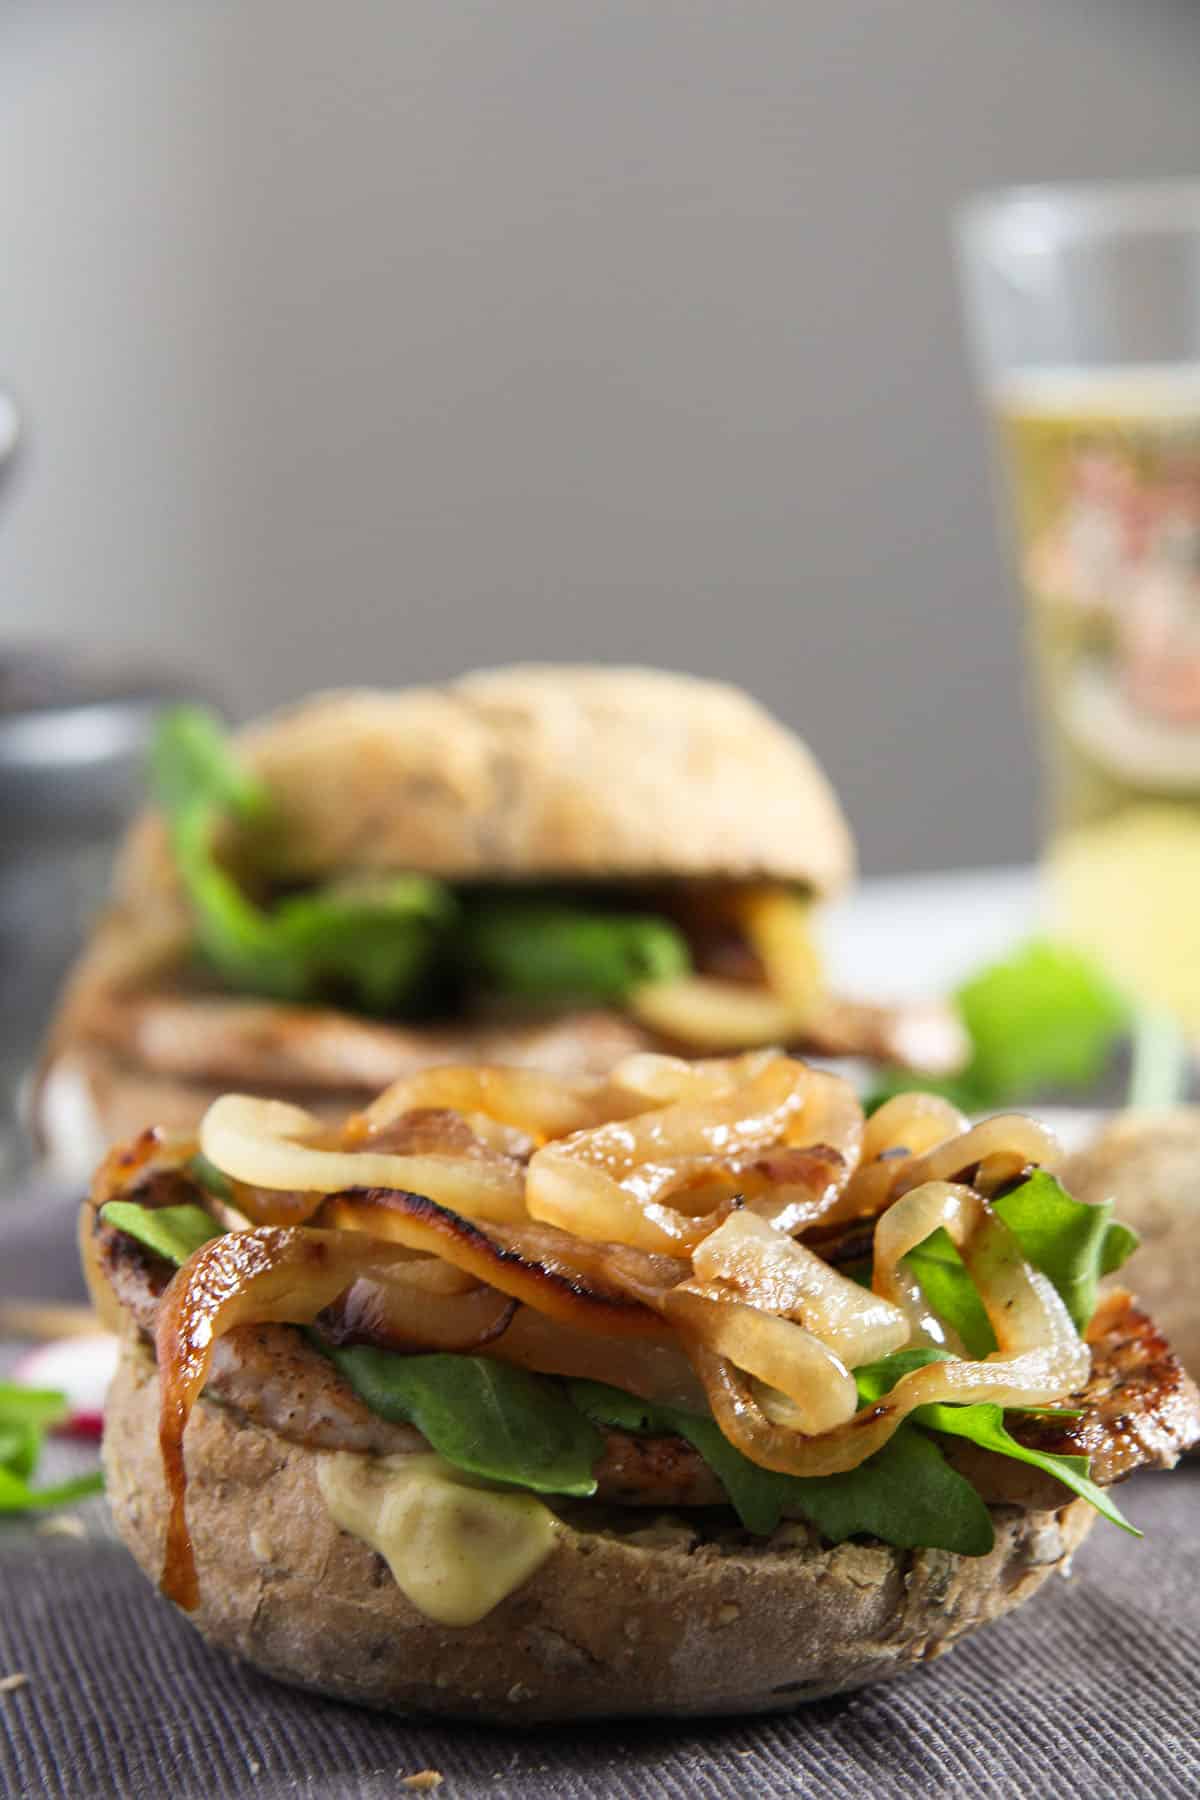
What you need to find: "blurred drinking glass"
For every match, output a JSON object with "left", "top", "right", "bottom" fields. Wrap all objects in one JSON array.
[{"left": 957, "top": 181, "right": 1200, "bottom": 1036}]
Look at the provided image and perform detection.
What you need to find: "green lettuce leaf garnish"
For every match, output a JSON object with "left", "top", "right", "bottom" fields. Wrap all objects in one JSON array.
[
  {"left": 957, "top": 939, "right": 1129, "bottom": 1101},
  {"left": 915, "top": 1400, "right": 1137, "bottom": 1535},
  {"left": 460, "top": 897, "right": 691, "bottom": 1003},
  {"left": 185, "top": 1152, "right": 233, "bottom": 1201},
  {"left": 991, "top": 1170, "right": 1138, "bottom": 1332},
  {"left": 99, "top": 1184, "right": 1135, "bottom": 1552},
  {"left": 100, "top": 1200, "right": 225, "bottom": 1266},
  {"left": 322, "top": 1348, "right": 603, "bottom": 1497},
  {"left": 870, "top": 937, "right": 1129, "bottom": 1112},
  {"left": 568, "top": 1380, "right": 993, "bottom": 1552},
  {"left": 902, "top": 1170, "right": 1138, "bottom": 1351},
  {"left": 0, "top": 1385, "right": 103, "bottom": 1514},
  {"left": 151, "top": 706, "right": 452, "bottom": 1013},
  {"left": 854, "top": 1347, "right": 1137, "bottom": 1536},
  {"left": 904, "top": 1231, "right": 996, "bottom": 1359}
]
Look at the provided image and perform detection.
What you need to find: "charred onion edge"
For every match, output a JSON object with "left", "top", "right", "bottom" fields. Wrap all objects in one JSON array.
[{"left": 319, "top": 1187, "right": 673, "bottom": 1340}]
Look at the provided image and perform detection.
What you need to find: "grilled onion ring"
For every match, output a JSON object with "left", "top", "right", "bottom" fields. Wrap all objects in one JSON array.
[
  {"left": 526, "top": 1056, "right": 812, "bottom": 1253},
  {"left": 318, "top": 1188, "right": 672, "bottom": 1341},
  {"left": 201, "top": 1095, "right": 528, "bottom": 1223}
]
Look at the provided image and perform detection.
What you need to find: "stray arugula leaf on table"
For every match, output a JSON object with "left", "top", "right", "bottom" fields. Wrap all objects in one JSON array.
[{"left": 0, "top": 1384, "right": 103, "bottom": 1514}]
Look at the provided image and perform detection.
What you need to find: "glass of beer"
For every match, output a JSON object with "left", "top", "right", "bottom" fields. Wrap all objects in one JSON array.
[{"left": 957, "top": 181, "right": 1200, "bottom": 1033}]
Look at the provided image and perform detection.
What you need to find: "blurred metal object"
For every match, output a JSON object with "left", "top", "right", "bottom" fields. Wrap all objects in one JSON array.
[
  {"left": 0, "top": 648, "right": 202, "bottom": 1183},
  {"left": 0, "top": 390, "right": 19, "bottom": 472}
]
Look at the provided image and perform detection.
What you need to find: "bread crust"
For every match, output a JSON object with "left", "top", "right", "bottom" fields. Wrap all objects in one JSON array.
[
  {"left": 116, "top": 666, "right": 855, "bottom": 894},
  {"left": 104, "top": 1343, "right": 1095, "bottom": 1724},
  {"left": 1065, "top": 1110, "right": 1200, "bottom": 1383}
]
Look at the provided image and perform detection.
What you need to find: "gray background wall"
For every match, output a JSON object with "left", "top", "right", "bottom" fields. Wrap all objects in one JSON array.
[{"left": 1, "top": 0, "right": 1198, "bottom": 873}]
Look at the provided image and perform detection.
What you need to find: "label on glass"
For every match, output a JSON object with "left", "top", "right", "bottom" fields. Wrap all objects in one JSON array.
[{"left": 993, "top": 365, "right": 1200, "bottom": 1028}]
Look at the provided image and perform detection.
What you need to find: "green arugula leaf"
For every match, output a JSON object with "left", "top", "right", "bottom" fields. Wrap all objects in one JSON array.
[
  {"left": 0, "top": 1386, "right": 102, "bottom": 1514},
  {"left": 993, "top": 1170, "right": 1138, "bottom": 1332},
  {"left": 0, "top": 1384, "right": 70, "bottom": 1429},
  {"left": 150, "top": 704, "right": 269, "bottom": 825},
  {"left": 186, "top": 1152, "right": 233, "bottom": 1201},
  {"left": 853, "top": 1346, "right": 1134, "bottom": 1534},
  {"left": 0, "top": 1468, "right": 104, "bottom": 1511},
  {"left": 100, "top": 1200, "right": 224, "bottom": 1266},
  {"left": 781, "top": 1426, "right": 995, "bottom": 1554},
  {"left": 898, "top": 1171, "right": 1139, "bottom": 1350},
  {"left": 460, "top": 898, "right": 691, "bottom": 1004},
  {"left": 868, "top": 936, "right": 1129, "bottom": 1112},
  {"left": 915, "top": 1400, "right": 1138, "bottom": 1537},
  {"left": 321, "top": 1348, "right": 603, "bottom": 1498},
  {"left": 568, "top": 1379, "right": 993, "bottom": 1553},
  {"left": 904, "top": 1231, "right": 997, "bottom": 1357},
  {"left": 151, "top": 707, "right": 453, "bottom": 1014}
]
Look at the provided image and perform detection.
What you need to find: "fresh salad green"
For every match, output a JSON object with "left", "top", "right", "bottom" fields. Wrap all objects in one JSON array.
[
  {"left": 102, "top": 1157, "right": 1139, "bottom": 1557},
  {"left": 100, "top": 1200, "right": 224, "bottom": 1266},
  {"left": 459, "top": 898, "right": 690, "bottom": 1004},
  {"left": 151, "top": 707, "right": 693, "bottom": 1015},
  {"left": 320, "top": 1347, "right": 603, "bottom": 1497},
  {"left": 568, "top": 1379, "right": 995, "bottom": 1550},
  {"left": 154, "top": 706, "right": 452, "bottom": 1013},
  {"left": 854, "top": 1347, "right": 1135, "bottom": 1535},
  {"left": 904, "top": 1171, "right": 1138, "bottom": 1355},
  {"left": 0, "top": 1384, "right": 103, "bottom": 1513},
  {"left": 869, "top": 938, "right": 1130, "bottom": 1114}
]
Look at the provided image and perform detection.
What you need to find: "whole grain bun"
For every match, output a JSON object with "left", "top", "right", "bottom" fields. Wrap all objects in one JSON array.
[
  {"left": 34, "top": 670, "right": 856, "bottom": 1168},
  {"left": 104, "top": 1343, "right": 1094, "bottom": 1724},
  {"left": 1065, "top": 1109, "right": 1200, "bottom": 1381},
  {"left": 116, "top": 665, "right": 856, "bottom": 901}
]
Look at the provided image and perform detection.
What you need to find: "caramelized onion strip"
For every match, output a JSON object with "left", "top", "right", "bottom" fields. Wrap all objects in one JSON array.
[
  {"left": 488, "top": 1307, "right": 708, "bottom": 1413},
  {"left": 680, "top": 1175, "right": 1090, "bottom": 1479},
  {"left": 317, "top": 1271, "right": 516, "bottom": 1354},
  {"left": 525, "top": 1055, "right": 813, "bottom": 1253},
  {"left": 861, "top": 1092, "right": 969, "bottom": 1164},
  {"left": 155, "top": 1225, "right": 426, "bottom": 1608},
  {"left": 606, "top": 1049, "right": 774, "bottom": 1107},
  {"left": 893, "top": 1116, "right": 1062, "bottom": 1195},
  {"left": 627, "top": 975, "right": 799, "bottom": 1052},
  {"left": 319, "top": 1188, "right": 672, "bottom": 1341},
  {"left": 840, "top": 1092, "right": 970, "bottom": 1220},
  {"left": 358, "top": 1065, "right": 633, "bottom": 1141},
  {"left": 663, "top": 1289, "right": 858, "bottom": 1433},
  {"left": 690, "top": 1211, "right": 910, "bottom": 1366},
  {"left": 200, "top": 1095, "right": 528, "bottom": 1223}
]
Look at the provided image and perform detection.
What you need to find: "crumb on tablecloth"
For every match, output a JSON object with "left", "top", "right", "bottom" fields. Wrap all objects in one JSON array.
[
  {"left": 401, "top": 1774, "right": 444, "bottom": 1793},
  {"left": 36, "top": 1515, "right": 87, "bottom": 1539},
  {"left": 0, "top": 1673, "right": 30, "bottom": 1695}
]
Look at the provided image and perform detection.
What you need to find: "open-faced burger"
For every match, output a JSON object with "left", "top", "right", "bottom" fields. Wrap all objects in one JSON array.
[{"left": 86, "top": 1050, "right": 1199, "bottom": 1722}]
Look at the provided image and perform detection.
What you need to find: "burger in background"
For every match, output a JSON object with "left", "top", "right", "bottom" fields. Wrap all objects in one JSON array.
[{"left": 36, "top": 666, "right": 966, "bottom": 1175}]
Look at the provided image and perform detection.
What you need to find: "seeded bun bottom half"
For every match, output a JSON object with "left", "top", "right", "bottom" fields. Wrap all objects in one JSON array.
[{"left": 103, "top": 1343, "right": 1095, "bottom": 1725}]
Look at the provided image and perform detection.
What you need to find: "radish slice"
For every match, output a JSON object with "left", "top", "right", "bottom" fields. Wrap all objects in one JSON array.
[{"left": 13, "top": 1335, "right": 119, "bottom": 1439}]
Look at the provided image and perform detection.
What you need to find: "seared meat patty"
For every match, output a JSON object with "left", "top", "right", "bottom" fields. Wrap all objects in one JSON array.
[{"left": 94, "top": 1198, "right": 1200, "bottom": 1516}]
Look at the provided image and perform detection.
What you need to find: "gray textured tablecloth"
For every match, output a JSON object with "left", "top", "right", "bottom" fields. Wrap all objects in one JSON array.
[{"left": 2, "top": 1182, "right": 1198, "bottom": 1800}]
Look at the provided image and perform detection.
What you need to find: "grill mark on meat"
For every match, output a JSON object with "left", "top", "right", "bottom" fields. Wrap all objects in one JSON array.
[
  {"left": 96, "top": 1211, "right": 1200, "bottom": 1514},
  {"left": 1013, "top": 1289, "right": 1199, "bottom": 1483}
]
